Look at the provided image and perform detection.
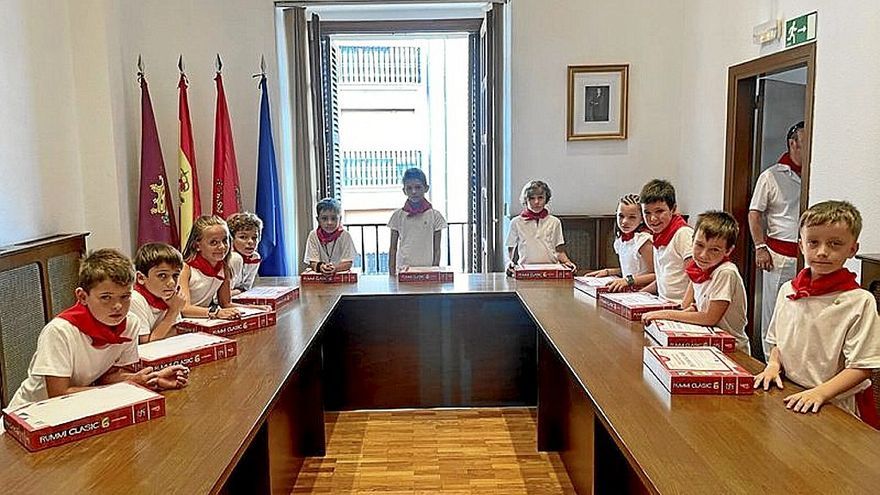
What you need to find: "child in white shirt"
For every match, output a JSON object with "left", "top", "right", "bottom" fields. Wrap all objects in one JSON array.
[
  {"left": 388, "top": 168, "right": 447, "bottom": 274},
  {"left": 130, "top": 242, "right": 185, "bottom": 343},
  {"left": 755, "top": 201, "right": 880, "bottom": 426},
  {"left": 586, "top": 193, "right": 654, "bottom": 291},
  {"left": 505, "top": 180, "right": 576, "bottom": 275},
  {"left": 639, "top": 179, "right": 694, "bottom": 305},
  {"left": 179, "top": 216, "right": 267, "bottom": 320},
  {"left": 643, "top": 211, "right": 749, "bottom": 354},
  {"left": 6, "top": 249, "right": 187, "bottom": 412},
  {"left": 227, "top": 212, "right": 263, "bottom": 294},
  {"left": 304, "top": 197, "right": 357, "bottom": 274}
]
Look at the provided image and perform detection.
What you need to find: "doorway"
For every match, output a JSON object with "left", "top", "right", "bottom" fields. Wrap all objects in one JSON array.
[{"left": 723, "top": 43, "right": 815, "bottom": 361}]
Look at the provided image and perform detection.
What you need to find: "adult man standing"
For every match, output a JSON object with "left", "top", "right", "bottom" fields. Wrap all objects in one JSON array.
[{"left": 748, "top": 121, "right": 804, "bottom": 358}]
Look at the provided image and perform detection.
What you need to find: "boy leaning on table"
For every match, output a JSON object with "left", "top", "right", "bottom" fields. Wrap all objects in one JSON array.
[{"left": 754, "top": 200, "right": 880, "bottom": 427}]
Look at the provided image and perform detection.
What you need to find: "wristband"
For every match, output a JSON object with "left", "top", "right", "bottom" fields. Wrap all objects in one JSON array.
[
  {"left": 625, "top": 274, "right": 635, "bottom": 287},
  {"left": 754, "top": 243, "right": 767, "bottom": 251}
]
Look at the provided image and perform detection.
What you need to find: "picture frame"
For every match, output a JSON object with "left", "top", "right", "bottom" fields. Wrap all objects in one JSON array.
[{"left": 566, "top": 64, "right": 629, "bottom": 140}]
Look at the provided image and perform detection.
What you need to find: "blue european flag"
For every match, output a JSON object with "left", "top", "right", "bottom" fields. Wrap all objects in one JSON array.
[{"left": 256, "top": 75, "right": 288, "bottom": 275}]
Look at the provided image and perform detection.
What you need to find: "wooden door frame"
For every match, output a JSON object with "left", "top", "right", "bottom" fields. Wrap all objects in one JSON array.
[{"left": 723, "top": 42, "right": 816, "bottom": 359}]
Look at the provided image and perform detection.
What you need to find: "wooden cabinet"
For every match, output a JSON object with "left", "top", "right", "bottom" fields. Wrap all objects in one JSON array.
[{"left": 0, "top": 233, "right": 88, "bottom": 406}]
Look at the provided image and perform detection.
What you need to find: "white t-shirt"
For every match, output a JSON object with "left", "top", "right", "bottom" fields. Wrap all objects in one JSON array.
[
  {"left": 6, "top": 317, "right": 140, "bottom": 411},
  {"left": 654, "top": 226, "right": 694, "bottom": 306},
  {"left": 229, "top": 252, "right": 260, "bottom": 292},
  {"left": 749, "top": 163, "right": 801, "bottom": 243},
  {"left": 613, "top": 232, "right": 652, "bottom": 277},
  {"left": 188, "top": 264, "right": 224, "bottom": 307},
  {"left": 692, "top": 261, "right": 749, "bottom": 354},
  {"left": 128, "top": 289, "right": 179, "bottom": 337},
  {"left": 506, "top": 215, "right": 565, "bottom": 265},
  {"left": 303, "top": 230, "right": 357, "bottom": 265},
  {"left": 767, "top": 283, "right": 880, "bottom": 415},
  {"left": 388, "top": 208, "right": 447, "bottom": 268}
]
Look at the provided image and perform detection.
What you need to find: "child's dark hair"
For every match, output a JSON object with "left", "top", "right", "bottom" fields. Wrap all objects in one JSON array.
[
  {"left": 134, "top": 243, "right": 184, "bottom": 275},
  {"left": 694, "top": 211, "right": 739, "bottom": 249},
  {"left": 402, "top": 168, "right": 428, "bottom": 187},
  {"left": 640, "top": 179, "right": 677, "bottom": 209},
  {"left": 226, "top": 212, "right": 263, "bottom": 236},
  {"left": 79, "top": 249, "right": 135, "bottom": 292},
  {"left": 520, "top": 180, "right": 552, "bottom": 206},
  {"left": 614, "top": 193, "right": 647, "bottom": 238},
  {"left": 316, "top": 197, "right": 342, "bottom": 216}
]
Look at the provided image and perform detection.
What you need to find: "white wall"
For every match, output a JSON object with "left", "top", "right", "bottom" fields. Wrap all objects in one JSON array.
[
  {"left": 510, "top": 0, "right": 685, "bottom": 215},
  {"left": 6, "top": 0, "right": 880, "bottom": 260},
  {"left": 679, "top": 0, "right": 880, "bottom": 255},
  {"left": 0, "top": 0, "right": 85, "bottom": 246}
]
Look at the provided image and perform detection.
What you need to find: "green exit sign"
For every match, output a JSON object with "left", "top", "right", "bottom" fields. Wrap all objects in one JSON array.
[{"left": 785, "top": 11, "right": 817, "bottom": 47}]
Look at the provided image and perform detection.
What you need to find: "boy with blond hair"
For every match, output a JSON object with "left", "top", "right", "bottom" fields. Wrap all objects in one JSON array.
[
  {"left": 643, "top": 211, "right": 749, "bottom": 353},
  {"left": 6, "top": 249, "right": 188, "bottom": 411},
  {"left": 755, "top": 201, "right": 880, "bottom": 424}
]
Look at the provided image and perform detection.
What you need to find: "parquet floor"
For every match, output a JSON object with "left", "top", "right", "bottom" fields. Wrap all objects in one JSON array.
[{"left": 292, "top": 408, "right": 576, "bottom": 494}]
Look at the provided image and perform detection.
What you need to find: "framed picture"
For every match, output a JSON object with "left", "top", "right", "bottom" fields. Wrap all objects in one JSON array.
[{"left": 566, "top": 64, "right": 629, "bottom": 140}]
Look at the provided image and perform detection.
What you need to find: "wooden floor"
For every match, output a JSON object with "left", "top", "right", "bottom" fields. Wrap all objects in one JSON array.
[{"left": 292, "top": 408, "right": 576, "bottom": 494}]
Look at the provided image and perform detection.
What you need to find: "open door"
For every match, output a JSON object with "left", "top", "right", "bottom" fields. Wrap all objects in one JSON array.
[{"left": 723, "top": 43, "right": 816, "bottom": 360}]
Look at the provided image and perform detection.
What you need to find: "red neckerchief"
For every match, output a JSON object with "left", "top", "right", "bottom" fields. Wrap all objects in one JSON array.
[
  {"left": 403, "top": 199, "right": 432, "bottom": 216},
  {"left": 685, "top": 257, "right": 729, "bottom": 284},
  {"left": 778, "top": 152, "right": 802, "bottom": 177},
  {"left": 188, "top": 254, "right": 224, "bottom": 280},
  {"left": 57, "top": 303, "right": 130, "bottom": 348},
  {"left": 787, "top": 268, "right": 860, "bottom": 300},
  {"left": 620, "top": 231, "right": 636, "bottom": 242},
  {"left": 316, "top": 227, "right": 343, "bottom": 245},
  {"left": 237, "top": 250, "right": 261, "bottom": 264},
  {"left": 520, "top": 208, "right": 549, "bottom": 223},
  {"left": 134, "top": 283, "right": 168, "bottom": 311},
  {"left": 653, "top": 215, "right": 689, "bottom": 248}
]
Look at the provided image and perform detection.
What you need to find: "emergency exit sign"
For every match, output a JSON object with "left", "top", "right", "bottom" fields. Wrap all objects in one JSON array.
[{"left": 785, "top": 12, "right": 817, "bottom": 47}]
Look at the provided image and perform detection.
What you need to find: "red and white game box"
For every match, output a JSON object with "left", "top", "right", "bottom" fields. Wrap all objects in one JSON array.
[
  {"left": 231, "top": 285, "right": 299, "bottom": 310},
  {"left": 573, "top": 276, "right": 631, "bottom": 297},
  {"left": 300, "top": 270, "right": 359, "bottom": 284},
  {"left": 598, "top": 292, "right": 679, "bottom": 321},
  {"left": 643, "top": 346, "right": 754, "bottom": 395},
  {"left": 175, "top": 307, "right": 277, "bottom": 337},
  {"left": 514, "top": 264, "right": 574, "bottom": 280},
  {"left": 644, "top": 320, "right": 736, "bottom": 353},
  {"left": 131, "top": 332, "right": 238, "bottom": 371},
  {"left": 398, "top": 266, "right": 454, "bottom": 283},
  {"left": 2, "top": 382, "right": 165, "bottom": 452}
]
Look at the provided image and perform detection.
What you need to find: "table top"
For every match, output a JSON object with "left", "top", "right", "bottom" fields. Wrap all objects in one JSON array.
[{"left": 1, "top": 274, "right": 878, "bottom": 494}]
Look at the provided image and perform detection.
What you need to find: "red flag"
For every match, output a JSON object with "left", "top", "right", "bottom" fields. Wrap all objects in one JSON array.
[
  {"left": 137, "top": 72, "right": 179, "bottom": 247},
  {"left": 178, "top": 71, "right": 202, "bottom": 246},
  {"left": 212, "top": 70, "right": 242, "bottom": 218}
]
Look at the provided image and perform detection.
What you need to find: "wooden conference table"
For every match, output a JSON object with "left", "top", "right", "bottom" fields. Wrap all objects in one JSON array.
[{"left": 1, "top": 274, "right": 879, "bottom": 494}]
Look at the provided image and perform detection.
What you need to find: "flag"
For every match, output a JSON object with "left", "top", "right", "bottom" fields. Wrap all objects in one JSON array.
[
  {"left": 178, "top": 70, "right": 202, "bottom": 247},
  {"left": 211, "top": 68, "right": 242, "bottom": 218},
  {"left": 137, "top": 71, "right": 179, "bottom": 247},
  {"left": 255, "top": 74, "right": 288, "bottom": 275}
]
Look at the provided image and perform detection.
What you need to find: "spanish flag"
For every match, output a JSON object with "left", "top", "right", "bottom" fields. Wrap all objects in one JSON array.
[{"left": 177, "top": 67, "right": 202, "bottom": 247}]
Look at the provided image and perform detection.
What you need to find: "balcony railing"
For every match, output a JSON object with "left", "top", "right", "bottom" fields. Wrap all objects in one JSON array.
[
  {"left": 341, "top": 150, "right": 423, "bottom": 187},
  {"left": 345, "top": 222, "right": 469, "bottom": 274},
  {"left": 339, "top": 46, "right": 422, "bottom": 85}
]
